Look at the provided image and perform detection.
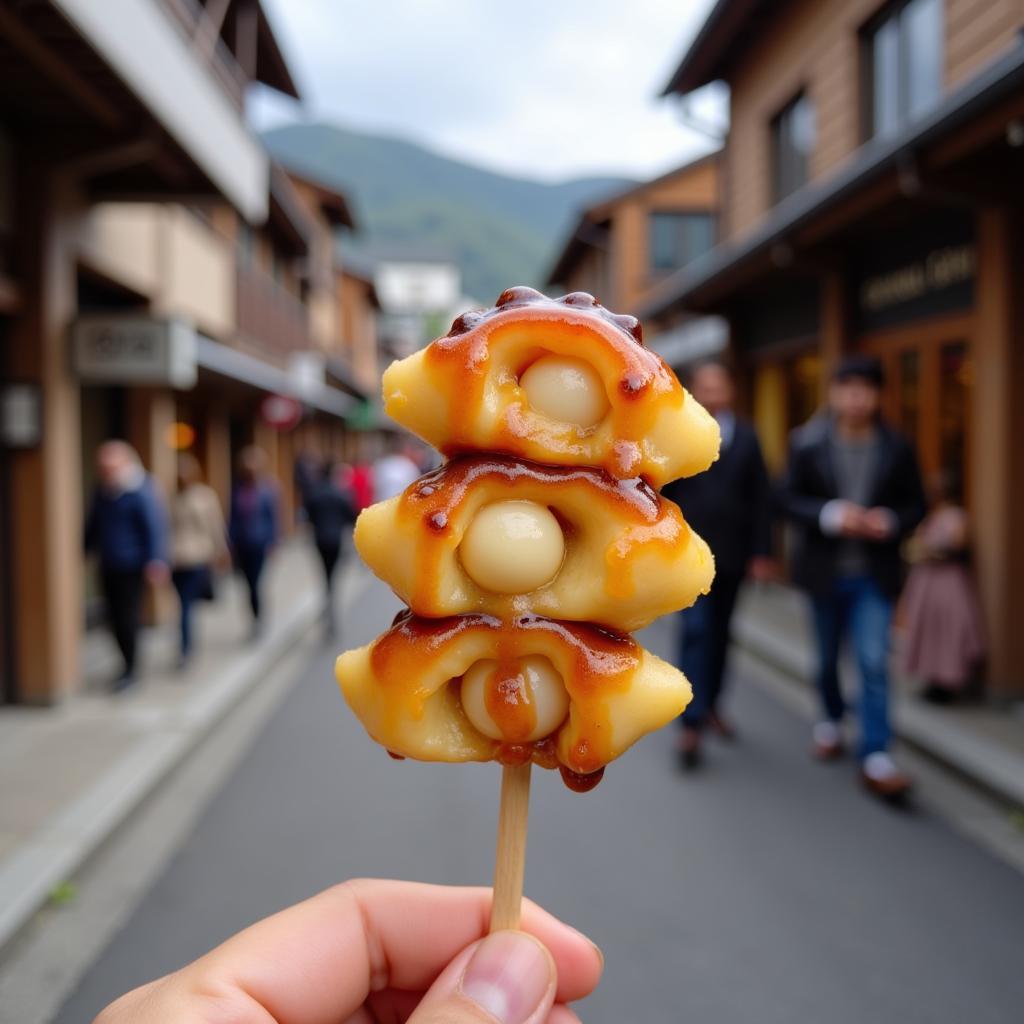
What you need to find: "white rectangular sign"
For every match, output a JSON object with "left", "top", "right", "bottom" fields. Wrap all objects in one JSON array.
[{"left": 72, "top": 315, "right": 197, "bottom": 388}]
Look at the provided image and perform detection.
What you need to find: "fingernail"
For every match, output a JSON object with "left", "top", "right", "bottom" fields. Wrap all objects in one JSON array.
[{"left": 460, "top": 931, "right": 554, "bottom": 1024}]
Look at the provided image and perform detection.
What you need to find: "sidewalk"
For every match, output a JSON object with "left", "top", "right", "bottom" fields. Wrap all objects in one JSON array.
[
  {"left": 733, "top": 583, "right": 1024, "bottom": 807},
  {"left": 0, "top": 541, "right": 328, "bottom": 953}
]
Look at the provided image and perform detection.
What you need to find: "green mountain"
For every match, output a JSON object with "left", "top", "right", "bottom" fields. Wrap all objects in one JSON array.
[{"left": 261, "top": 122, "right": 632, "bottom": 302}]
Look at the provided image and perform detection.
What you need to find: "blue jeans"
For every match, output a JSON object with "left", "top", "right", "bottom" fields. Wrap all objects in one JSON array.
[
  {"left": 810, "top": 575, "right": 893, "bottom": 758},
  {"left": 172, "top": 566, "right": 208, "bottom": 657}
]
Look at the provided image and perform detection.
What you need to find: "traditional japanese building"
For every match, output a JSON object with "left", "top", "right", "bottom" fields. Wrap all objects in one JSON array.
[
  {"left": 546, "top": 154, "right": 727, "bottom": 369},
  {"left": 0, "top": 1, "right": 375, "bottom": 704},
  {"left": 644, "top": 0, "right": 1024, "bottom": 696}
]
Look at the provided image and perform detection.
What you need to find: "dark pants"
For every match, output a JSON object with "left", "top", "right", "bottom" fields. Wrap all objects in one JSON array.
[
  {"left": 678, "top": 570, "right": 744, "bottom": 730},
  {"left": 235, "top": 545, "right": 267, "bottom": 622},
  {"left": 101, "top": 567, "right": 144, "bottom": 677},
  {"left": 172, "top": 566, "right": 207, "bottom": 657},
  {"left": 316, "top": 543, "right": 341, "bottom": 594},
  {"left": 809, "top": 574, "right": 893, "bottom": 758}
]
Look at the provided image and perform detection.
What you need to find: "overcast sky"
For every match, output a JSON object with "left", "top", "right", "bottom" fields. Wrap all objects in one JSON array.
[{"left": 253, "top": 0, "right": 725, "bottom": 183}]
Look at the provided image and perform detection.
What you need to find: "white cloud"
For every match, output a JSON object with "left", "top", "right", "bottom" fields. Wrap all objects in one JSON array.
[{"left": 253, "top": 0, "right": 723, "bottom": 181}]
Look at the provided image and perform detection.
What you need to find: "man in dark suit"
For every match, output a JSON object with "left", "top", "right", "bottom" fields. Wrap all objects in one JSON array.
[
  {"left": 663, "top": 361, "right": 774, "bottom": 768},
  {"left": 780, "top": 356, "right": 925, "bottom": 798}
]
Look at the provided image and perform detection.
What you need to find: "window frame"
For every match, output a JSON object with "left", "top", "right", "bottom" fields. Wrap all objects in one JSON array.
[
  {"left": 646, "top": 209, "right": 718, "bottom": 275},
  {"left": 861, "top": 0, "right": 944, "bottom": 142},
  {"left": 771, "top": 90, "right": 815, "bottom": 203}
]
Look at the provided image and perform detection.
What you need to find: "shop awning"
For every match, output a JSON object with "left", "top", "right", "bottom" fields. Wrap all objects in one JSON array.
[
  {"left": 641, "top": 40, "right": 1024, "bottom": 320},
  {"left": 195, "top": 336, "right": 355, "bottom": 419}
]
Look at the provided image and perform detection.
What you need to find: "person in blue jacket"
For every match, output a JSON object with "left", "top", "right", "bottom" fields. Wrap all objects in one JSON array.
[
  {"left": 229, "top": 446, "right": 279, "bottom": 637},
  {"left": 84, "top": 441, "right": 169, "bottom": 691}
]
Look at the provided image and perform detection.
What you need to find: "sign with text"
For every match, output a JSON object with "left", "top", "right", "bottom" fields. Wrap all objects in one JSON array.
[
  {"left": 72, "top": 315, "right": 197, "bottom": 388},
  {"left": 851, "top": 215, "right": 975, "bottom": 333}
]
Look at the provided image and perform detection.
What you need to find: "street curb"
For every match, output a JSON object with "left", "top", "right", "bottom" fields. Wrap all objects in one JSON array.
[
  {"left": 732, "top": 611, "right": 1024, "bottom": 809},
  {"left": 0, "top": 589, "right": 323, "bottom": 956}
]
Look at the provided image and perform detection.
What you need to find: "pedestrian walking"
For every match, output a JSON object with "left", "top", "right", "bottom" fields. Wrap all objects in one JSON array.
[
  {"left": 293, "top": 443, "right": 322, "bottom": 520},
  {"left": 84, "top": 440, "right": 169, "bottom": 692},
  {"left": 170, "top": 452, "right": 228, "bottom": 668},
  {"left": 372, "top": 435, "right": 421, "bottom": 501},
  {"left": 900, "top": 471, "right": 985, "bottom": 702},
  {"left": 779, "top": 355, "right": 926, "bottom": 798},
  {"left": 663, "top": 360, "right": 774, "bottom": 768},
  {"left": 229, "top": 446, "right": 279, "bottom": 638},
  {"left": 304, "top": 459, "right": 357, "bottom": 632}
]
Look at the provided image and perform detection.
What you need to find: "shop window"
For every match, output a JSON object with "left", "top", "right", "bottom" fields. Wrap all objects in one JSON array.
[
  {"left": 771, "top": 93, "right": 816, "bottom": 202},
  {"left": 897, "top": 348, "right": 920, "bottom": 441},
  {"left": 648, "top": 212, "right": 716, "bottom": 273},
  {"left": 237, "top": 221, "right": 255, "bottom": 269},
  {"left": 864, "top": 0, "right": 943, "bottom": 140},
  {"left": 939, "top": 341, "right": 970, "bottom": 498}
]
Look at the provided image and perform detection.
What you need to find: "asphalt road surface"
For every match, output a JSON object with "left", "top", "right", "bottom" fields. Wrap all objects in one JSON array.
[{"left": 57, "top": 574, "right": 1024, "bottom": 1023}]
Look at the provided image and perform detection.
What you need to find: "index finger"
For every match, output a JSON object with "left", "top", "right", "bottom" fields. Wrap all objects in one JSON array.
[{"left": 183, "top": 879, "right": 603, "bottom": 1023}]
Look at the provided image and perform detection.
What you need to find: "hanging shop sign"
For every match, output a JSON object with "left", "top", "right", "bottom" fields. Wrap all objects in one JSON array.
[
  {"left": 72, "top": 315, "right": 197, "bottom": 388},
  {"left": 851, "top": 215, "right": 975, "bottom": 333}
]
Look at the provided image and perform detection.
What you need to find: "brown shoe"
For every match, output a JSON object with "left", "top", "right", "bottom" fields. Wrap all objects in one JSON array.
[
  {"left": 811, "top": 721, "right": 844, "bottom": 760},
  {"left": 861, "top": 753, "right": 912, "bottom": 799},
  {"left": 708, "top": 710, "right": 737, "bottom": 740}
]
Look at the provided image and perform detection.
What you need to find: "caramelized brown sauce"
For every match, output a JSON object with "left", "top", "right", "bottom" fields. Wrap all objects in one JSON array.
[
  {"left": 369, "top": 610, "right": 637, "bottom": 786},
  {"left": 394, "top": 454, "right": 691, "bottom": 606},
  {"left": 373, "top": 290, "right": 695, "bottom": 790},
  {"left": 559, "top": 765, "right": 605, "bottom": 793},
  {"left": 421, "top": 288, "right": 685, "bottom": 482},
  {"left": 483, "top": 659, "right": 538, "bottom": 743}
]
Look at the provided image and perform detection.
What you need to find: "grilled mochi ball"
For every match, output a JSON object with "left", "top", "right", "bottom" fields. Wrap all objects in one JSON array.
[
  {"left": 353, "top": 455, "right": 714, "bottom": 632},
  {"left": 335, "top": 611, "right": 693, "bottom": 790},
  {"left": 381, "top": 286, "right": 720, "bottom": 488}
]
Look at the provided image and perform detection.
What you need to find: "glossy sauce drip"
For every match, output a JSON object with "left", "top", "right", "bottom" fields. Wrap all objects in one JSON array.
[
  {"left": 401, "top": 455, "right": 662, "bottom": 523},
  {"left": 559, "top": 765, "right": 605, "bottom": 793},
  {"left": 368, "top": 611, "right": 637, "bottom": 785},
  {"left": 446, "top": 286, "right": 643, "bottom": 345},
  {"left": 423, "top": 288, "right": 684, "bottom": 481},
  {"left": 395, "top": 454, "right": 688, "bottom": 606},
  {"left": 483, "top": 659, "right": 537, "bottom": 743},
  {"left": 605, "top": 507, "right": 690, "bottom": 600}
]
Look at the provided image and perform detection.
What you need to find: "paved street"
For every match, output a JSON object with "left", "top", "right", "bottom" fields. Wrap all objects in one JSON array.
[{"left": 55, "top": 572, "right": 1024, "bottom": 1024}]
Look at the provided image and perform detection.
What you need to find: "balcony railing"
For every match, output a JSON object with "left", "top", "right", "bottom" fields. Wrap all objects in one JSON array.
[
  {"left": 235, "top": 263, "right": 312, "bottom": 358},
  {"left": 159, "top": 0, "right": 249, "bottom": 110}
]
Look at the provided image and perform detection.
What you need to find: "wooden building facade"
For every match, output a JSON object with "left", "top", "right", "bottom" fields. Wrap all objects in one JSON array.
[{"left": 644, "top": 0, "right": 1024, "bottom": 696}]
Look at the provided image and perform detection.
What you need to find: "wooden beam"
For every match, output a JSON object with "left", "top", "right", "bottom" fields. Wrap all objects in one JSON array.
[
  {"left": 194, "top": 0, "right": 232, "bottom": 63},
  {"left": 0, "top": 7, "right": 122, "bottom": 129},
  {"left": 235, "top": 0, "right": 259, "bottom": 84}
]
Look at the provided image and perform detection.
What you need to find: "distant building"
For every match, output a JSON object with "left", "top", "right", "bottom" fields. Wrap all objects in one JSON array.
[
  {"left": 545, "top": 154, "right": 724, "bottom": 370},
  {"left": 0, "top": 1, "right": 374, "bottom": 704},
  {"left": 370, "top": 246, "right": 462, "bottom": 359},
  {"left": 644, "top": 0, "right": 1024, "bottom": 697}
]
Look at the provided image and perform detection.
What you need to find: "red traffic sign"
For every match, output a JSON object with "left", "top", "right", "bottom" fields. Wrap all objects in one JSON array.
[{"left": 259, "top": 394, "right": 302, "bottom": 431}]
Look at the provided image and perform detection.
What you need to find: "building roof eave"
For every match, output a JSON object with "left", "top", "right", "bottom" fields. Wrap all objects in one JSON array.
[
  {"left": 641, "top": 40, "right": 1024, "bottom": 320},
  {"left": 661, "top": 0, "right": 760, "bottom": 96},
  {"left": 52, "top": 0, "right": 269, "bottom": 222},
  {"left": 544, "top": 150, "right": 721, "bottom": 287}
]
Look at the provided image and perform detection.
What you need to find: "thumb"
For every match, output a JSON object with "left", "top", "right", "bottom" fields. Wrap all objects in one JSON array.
[{"left": 408, "top": 930, "right": 558, "bottom": 1024}]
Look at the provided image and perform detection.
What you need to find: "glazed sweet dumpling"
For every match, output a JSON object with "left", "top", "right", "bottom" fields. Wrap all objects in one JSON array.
[
  {"left": 336, "top": 611, "right": 692, "bottom": 787},
  {"left": 354, "top": 455, "right": 714, "bottom": 631},
  {"left": 382, "top": 286, "right": 720, "bottom": 487}
]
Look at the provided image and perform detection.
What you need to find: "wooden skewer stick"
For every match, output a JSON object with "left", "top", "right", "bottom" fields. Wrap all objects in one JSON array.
[{"left": 489, "top": 762, "right": 532, "bottom": 932}]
